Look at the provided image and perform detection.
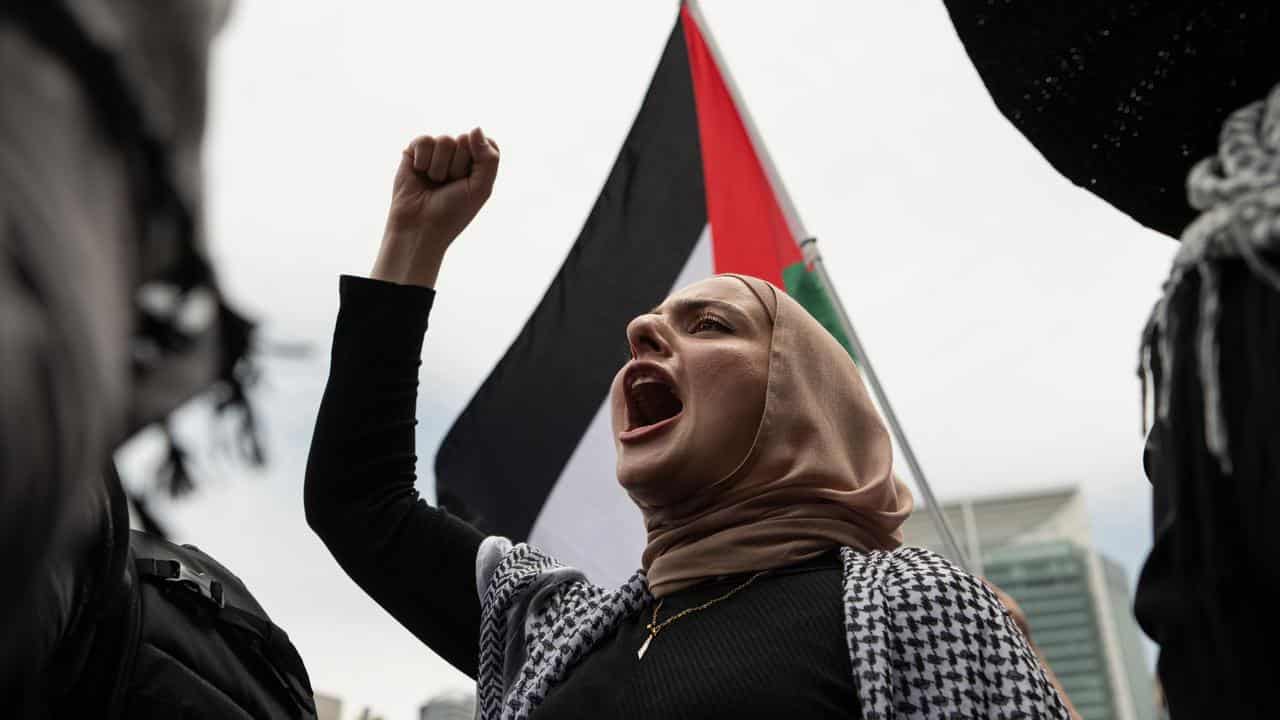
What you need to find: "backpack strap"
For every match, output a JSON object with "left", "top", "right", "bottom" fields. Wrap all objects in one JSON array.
[
  {"left": 134, "top": 556, "right": 225, "bottom": 608},
  {"left": 47, "top": 465, "right": 143, "bottom": 720}
]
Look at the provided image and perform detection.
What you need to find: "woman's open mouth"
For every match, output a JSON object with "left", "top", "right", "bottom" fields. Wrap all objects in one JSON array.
[{"left": 620, "top": 363, "right": 684, "bottom": 443}]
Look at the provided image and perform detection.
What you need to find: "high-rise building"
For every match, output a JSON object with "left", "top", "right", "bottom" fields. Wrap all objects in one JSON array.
[
  {"left": 902, "top": 485, "right": 1155, "bottom": 720},
  {"left": 419, "top": 688, "right": 476, "bottom": 720},
  {"left": 314, "top": 691, "right": 386, "bottom": 720},
  {"left": 314, "top": 692, "right": 342, "bottom": 720}
]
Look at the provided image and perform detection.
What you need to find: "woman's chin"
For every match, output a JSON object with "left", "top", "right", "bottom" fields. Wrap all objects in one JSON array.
[
  {"left": 616, "top": 463, "right": 656, "bottom": 492},
  {"left": 616, "top": 452, "right": 680, "bottom": 496}
]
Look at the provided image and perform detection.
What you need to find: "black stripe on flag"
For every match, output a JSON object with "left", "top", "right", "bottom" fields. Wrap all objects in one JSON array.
[{"left": 434, "top": 20, "right": 706, "bottom": 540}]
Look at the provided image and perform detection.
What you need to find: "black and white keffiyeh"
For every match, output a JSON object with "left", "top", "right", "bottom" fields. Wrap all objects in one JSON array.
[{"left": 475, "top": 538, "right": 1070, "bottom": 720}]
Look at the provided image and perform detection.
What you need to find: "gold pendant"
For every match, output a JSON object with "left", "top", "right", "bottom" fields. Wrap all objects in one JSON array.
[{"left": 637, "top": 633, "right": 653, "bottom": 660}]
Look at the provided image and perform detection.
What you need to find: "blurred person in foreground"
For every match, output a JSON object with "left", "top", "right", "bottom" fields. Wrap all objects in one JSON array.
[
  {"left": 0, "top": 3, "right": 313, "bottom": 716},
  {"left": 1134, "top": 82, "right": 1280, "bottom": 719},
  {"left": 305, "top": 128, "right": 1073, "bottom": 718}
]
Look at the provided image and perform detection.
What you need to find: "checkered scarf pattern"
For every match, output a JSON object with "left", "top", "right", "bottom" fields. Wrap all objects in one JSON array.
[{"left": 476, "top": 543, "right": 1070, "bottom": 720}]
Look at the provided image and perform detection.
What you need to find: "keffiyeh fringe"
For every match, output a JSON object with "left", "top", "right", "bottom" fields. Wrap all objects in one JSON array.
[{"left": 1141, "top": 82, "right": 1280, "bottom": 474}]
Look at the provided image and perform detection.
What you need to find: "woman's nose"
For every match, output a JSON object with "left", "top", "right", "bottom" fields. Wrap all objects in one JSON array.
[{"left": 626, "top": 313, "right": 671, "bottom": 359}]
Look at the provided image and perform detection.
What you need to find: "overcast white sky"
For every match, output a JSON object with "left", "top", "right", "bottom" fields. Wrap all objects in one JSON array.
[{"left": 116, "top": 2, "right": 1178, "bottom": 717}]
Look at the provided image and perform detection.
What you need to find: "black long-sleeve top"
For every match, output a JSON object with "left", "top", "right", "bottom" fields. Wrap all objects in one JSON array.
[
  {"left": 305, "top": 276, "right": 860, "bottom": 717},
  {"left": 304, "top": 276, "right": 484, "bottom": 677}
]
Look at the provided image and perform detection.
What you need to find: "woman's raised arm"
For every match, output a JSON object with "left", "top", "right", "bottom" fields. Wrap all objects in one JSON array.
[{"left": 304, "top": 130, "right": 499, "bottom": 678}]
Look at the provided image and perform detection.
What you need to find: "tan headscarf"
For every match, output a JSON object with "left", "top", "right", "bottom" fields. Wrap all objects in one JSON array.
[{"left": 640, "top": 274, "right": 914, "bottom": 596}]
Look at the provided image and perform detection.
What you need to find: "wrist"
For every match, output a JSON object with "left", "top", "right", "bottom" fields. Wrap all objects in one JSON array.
[{"left": 370, "top": 230, "right": 448, "bottom": 288}]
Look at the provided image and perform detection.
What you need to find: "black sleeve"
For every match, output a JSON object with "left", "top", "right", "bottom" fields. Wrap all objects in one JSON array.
[{"left": 305, "top": 275, "right": 486, "bottom": 679}]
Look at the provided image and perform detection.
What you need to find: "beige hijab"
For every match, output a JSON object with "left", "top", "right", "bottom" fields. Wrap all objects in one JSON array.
[{"left": 640, "top": 275, "right": 914, "bottom": 596}]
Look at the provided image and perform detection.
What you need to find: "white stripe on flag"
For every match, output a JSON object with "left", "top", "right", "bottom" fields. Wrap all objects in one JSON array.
[{"left": 528, "top": 225, "right": 715, "bottom": 587}]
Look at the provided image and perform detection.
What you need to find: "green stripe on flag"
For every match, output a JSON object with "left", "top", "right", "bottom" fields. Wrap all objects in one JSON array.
[{"left": 782, "top": 262, "right": 857, "bottom": 364}]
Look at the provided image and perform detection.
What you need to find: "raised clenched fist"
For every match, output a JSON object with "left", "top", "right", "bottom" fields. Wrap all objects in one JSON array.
[{"left": 371, "top": 127, "right": 500, "bottom": 288}]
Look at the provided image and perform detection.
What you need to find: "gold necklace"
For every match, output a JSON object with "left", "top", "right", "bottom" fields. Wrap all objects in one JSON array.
[{"left": 637, "top": 570, "right": 767, "bottom": 660}]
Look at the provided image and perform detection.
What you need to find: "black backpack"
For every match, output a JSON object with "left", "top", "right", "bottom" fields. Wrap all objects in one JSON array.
[{"left": 111, "top": 530, "right": 318, "bottom": 719}]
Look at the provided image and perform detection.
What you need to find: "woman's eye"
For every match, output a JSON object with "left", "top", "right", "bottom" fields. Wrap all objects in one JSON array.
[{"left": 690, "top": 315, "right": 730, "bottom": 333}]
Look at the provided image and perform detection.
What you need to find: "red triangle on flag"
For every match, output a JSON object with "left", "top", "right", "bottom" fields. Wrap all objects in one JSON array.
[{"left": 681, "top": 5, "right": 803, "bottom": 287}]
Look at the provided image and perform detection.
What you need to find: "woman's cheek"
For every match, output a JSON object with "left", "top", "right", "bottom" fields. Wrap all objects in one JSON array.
[{"left": 699, "top": 353, "right": 766, "bottom": 419}]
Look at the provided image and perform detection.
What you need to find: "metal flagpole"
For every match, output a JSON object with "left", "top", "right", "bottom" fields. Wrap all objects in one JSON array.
[
  {"left": 683, "top": 0, "right": 973, "bottom": 571},
  {"left": 802, "top": 239, "right": 973, "bottom": 571}
]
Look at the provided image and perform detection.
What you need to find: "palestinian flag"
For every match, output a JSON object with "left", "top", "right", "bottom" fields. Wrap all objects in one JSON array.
[{"left": 435, "top": 3, "right": 851, "bottom": 586}]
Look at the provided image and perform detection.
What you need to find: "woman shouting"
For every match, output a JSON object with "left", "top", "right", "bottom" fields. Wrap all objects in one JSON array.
[{"left": 305, "top": 128, "right": 1071, "bottom": 719}]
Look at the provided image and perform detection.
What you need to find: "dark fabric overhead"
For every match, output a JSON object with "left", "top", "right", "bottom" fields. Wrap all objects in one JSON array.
[{"left": 943, "top": 1, "right": 1280, "bottom": 239}]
